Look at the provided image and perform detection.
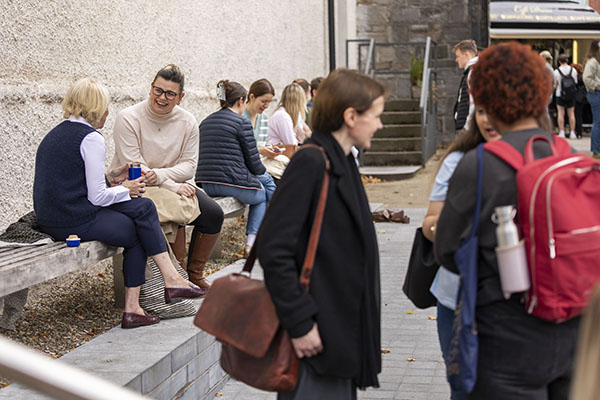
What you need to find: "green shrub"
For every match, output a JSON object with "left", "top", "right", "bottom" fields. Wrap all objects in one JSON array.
[{"left": 409, "top": 52, "right": 424, "bottom": 86}]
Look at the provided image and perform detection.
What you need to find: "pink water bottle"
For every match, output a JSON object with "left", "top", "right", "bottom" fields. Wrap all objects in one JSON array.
[{"left": 492, "top": 206, "right": 531, "bottom": 299}]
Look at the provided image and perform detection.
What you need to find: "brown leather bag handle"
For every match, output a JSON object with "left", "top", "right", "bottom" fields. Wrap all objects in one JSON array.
[{"left": 242, "top": 144, "right": 331, "bottom": 290}]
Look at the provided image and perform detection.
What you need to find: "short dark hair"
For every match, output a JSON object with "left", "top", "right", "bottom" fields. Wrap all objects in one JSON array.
[
  {"left": 217, "top": 80, "right": 247, "bottom": 109},
  {"left": 153, "top": 64, "right": 185, "bottom": 92},
  {"left": 247, "top": 78, "right": 275, "bottom": 101},
  {"left": 453, "top": 39, "right": 478, "bottom": 55},
  {"left": 557, "top": 54, "right": 570, "bottom": 64},
  {"left": 311, "top": 69, "right": 386, "bottom": 133},
  {"left": 310, "top": 77, "right": 324, "bottom": 94},
  {"left": 293, "top": 78, "right": 310, "bottom": 93},
  {"left": 470, "top": 42, "right": 552, "bottom": 124}
]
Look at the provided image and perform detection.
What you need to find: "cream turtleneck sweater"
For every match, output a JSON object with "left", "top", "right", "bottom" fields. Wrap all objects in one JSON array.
[{"left": 110, "top": 99, "right": 199, "bottom": 192}]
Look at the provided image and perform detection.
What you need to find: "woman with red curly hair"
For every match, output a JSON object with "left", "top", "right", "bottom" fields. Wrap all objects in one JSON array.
[{"left": 435, "top": 42, "right": 579, "bottom": 399}]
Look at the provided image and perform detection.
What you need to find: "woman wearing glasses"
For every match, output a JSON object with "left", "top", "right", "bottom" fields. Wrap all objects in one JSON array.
[{"left": 111, "top": 64, "right": 224, "bottom": 294}]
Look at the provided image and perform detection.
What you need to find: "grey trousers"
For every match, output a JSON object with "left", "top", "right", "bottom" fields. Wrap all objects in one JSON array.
[{"left": 278, "top": 361, "right": 357, "bottom": 400}]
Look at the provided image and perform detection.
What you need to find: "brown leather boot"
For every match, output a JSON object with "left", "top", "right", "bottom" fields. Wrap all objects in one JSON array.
[
  {"left": 187, "top": 232, "right": 219, "bottom": 289},
  {"left": 169, "top": 226, "right": 187, "bottom": 270}
]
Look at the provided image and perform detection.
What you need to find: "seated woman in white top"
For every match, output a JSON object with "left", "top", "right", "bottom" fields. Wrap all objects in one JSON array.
[{"left": 267, "top": 82, "right": 307, "bottom": 159}]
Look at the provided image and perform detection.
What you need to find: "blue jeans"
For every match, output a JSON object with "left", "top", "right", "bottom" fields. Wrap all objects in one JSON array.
[
  {"left": 437, "top": 302, "right": 467, "bottom": 400},
  {"left": 202, "top": 173, "right": 276, "bottom": 235},
  {"left": 587, "top": 91, "right": 600, "bottom": 152}
]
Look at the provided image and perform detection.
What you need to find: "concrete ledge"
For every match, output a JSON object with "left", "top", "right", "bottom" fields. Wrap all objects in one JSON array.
[
  {"left": 360, "top": 165, "right": 421, "bottom": 181},
  {"left": 0, "top": 259, "right": 251, "bottom": 400}
]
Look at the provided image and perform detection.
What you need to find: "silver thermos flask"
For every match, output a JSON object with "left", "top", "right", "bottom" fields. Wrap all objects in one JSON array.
[{"left": 492, "top": 206, "right": 531, "bottom": 299}]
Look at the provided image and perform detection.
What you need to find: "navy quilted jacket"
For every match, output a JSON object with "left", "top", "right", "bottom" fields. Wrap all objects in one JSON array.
[{"left": 195, "top": 108, "right": 266, "bottom": 189}]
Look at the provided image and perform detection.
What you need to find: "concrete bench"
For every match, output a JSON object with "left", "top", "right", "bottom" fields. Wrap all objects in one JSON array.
[{"left": 0, "top": 197, "right": 245, "bottom": 329}]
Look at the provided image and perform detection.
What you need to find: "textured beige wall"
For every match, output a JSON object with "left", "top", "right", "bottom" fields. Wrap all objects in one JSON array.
[{"left": 0, "top": 0, "right": 332, "bottom": 230}]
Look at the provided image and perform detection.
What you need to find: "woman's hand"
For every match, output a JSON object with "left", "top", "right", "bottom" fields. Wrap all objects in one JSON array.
[
  {"left": 106, "top": 163, "right": 129, "bottom": 186},
  {"left": 122, "top": 176, "right": 146, "bottom": 197},
  {"left": 258, "top": 146, "right": 281, "bottom": 159},
  {"left": 145, "top": 170, "right": 158, "bottom": 186},
  {"left": 176, "top": 183, "right": 196, "bottom": 198},
  {"left": 290, "top": 323, "right": 323, "bottom": 359}
]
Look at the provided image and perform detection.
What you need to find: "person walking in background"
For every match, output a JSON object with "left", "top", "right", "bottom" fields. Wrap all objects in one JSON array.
[
  {"left": 436, "top": 42, "right": 580, "bottom": 399},
  {"left": 259, "top": 69, "right": 385, "bottom": 399},
  {"left": 540, "top": 50, "right": 557, "bottom": 122},
  {"left": 554, "top": 54, "right": 578, "bottom": 138},
  {"left": 453, "top": 39, "right": 478, "bottom": 133},
  {"left": 573, "top": 63, "right": 586, "bottom": 139},
  {"left": 583, "top": 39, "right": 600, "bottom": 158},
  {"left": 111, "top": 64, "right": 224, "bottom": 293},
  {"left": 423, "top": 106, "right": 501, "bottom": 400},
  {"left": 196, "top": 80, "right": 276, "bottom": 257},
  {"left": 34, "top": 78, "right": 205, "bottom": 329}
]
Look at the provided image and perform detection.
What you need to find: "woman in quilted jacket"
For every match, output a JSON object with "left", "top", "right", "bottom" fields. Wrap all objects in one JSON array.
[{"left": 195, "top": 80, "right": 276, "bottom": 256}]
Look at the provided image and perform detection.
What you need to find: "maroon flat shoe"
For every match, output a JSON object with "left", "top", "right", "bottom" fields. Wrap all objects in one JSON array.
[
  {"left": 121, "top": 311, "right": 160, "bottom": 329},
  {"left": 164, "top": 282, "right": 207, "bottom": 304}
]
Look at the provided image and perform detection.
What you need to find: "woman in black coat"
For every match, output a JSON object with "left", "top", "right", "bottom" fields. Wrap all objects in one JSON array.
[{"left": 258, "top": 69, "right": 385, "bottom": 399}]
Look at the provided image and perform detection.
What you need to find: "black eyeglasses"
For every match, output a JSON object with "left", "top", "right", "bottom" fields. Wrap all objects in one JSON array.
[{"left": 152, "top": 86, "right": 179, "bottom": 100}]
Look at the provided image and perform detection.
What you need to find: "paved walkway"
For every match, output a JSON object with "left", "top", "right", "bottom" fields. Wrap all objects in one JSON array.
[{"left": 218, "top": 208, "right": 450, "bottom": 400}]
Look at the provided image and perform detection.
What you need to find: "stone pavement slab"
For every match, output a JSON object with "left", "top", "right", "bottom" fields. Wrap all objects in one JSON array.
[{"left": 218, "top": 208, "right": 450, "bottom": 400}]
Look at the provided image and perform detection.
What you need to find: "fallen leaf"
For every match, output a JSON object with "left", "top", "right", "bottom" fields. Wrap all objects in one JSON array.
[
  {"left": 407, "top": 357, "right": 416, "bottom": 362},
  {"left": 215, "top": 393, "right": 223, "bottom": 397},
  {"left": 377, "top": 230, "right": 386, "bottom": 234},
  {"left": 97, "top": 273, "right": 105, "bottom": 279},
  {"left": 428, "top": 316, "right": 437, "bottom": 320},
  {"left": 381, "top": 349, "right": 391, "bottom": 354},
  {"left": 406, "top": 311, "right": 414, "bottom": 315},
  {"left": 386, "top": 238, "right": 391, "bottom": 241}
]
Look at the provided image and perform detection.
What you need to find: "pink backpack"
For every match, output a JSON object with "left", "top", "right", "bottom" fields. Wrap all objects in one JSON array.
[{"left": 485, "top": 136, "right": 600, "bottom": 322}]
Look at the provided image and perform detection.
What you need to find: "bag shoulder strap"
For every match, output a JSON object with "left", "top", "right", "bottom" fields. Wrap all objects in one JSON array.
[
  {"left": 243, "top": 144, "right": 331, "bottom": 290},
  {"left": 469, "top": 144, "right": 485, "bottom": 238},
  {"left": 484, "top": 140, "right": 525, "bottom": 170}
]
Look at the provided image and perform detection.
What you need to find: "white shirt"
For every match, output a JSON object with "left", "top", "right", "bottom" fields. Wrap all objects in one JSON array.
[
  {"left": 267, "top": 107, "right": 299, "bottom": 145},
  {"left": 464, "top": 56, "right": 479, "bottom": 131},
  {"left": 70, "top": 116, "right": 130, "bottom": 207}
]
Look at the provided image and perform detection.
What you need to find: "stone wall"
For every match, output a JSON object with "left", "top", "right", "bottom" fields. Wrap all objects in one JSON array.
[
  {"left": 356, "top": 0, "right": 489, "bottom": 143},
  {"left": 0, "top": 0, "right": 334, "bottom": 231}
]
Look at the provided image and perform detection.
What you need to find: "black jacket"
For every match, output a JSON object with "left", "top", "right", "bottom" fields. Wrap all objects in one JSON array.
[
  {"left": 195, "top": 108, "right": 265, "bottom": 188},
  {"left": 258, "top": 131, "right": 381, "bottom": 387},
  {"left": 435, "top": 128, "right": 560, "bottom": 306},
  {"left": 454, "top": 66, "right": 471, "bottom": 131}
]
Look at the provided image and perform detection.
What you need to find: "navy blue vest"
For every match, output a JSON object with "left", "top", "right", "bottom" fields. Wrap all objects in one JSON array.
[{"left": 33, "top": 121, "right": 100, "bottom": 227}]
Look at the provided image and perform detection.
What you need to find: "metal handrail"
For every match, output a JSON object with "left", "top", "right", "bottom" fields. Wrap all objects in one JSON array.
[
  {"left": 345, "top": 37, "right": 438, "bottom": 166},
  {"left": 0, "top": 336, "right": 147, "bottom": 400}
]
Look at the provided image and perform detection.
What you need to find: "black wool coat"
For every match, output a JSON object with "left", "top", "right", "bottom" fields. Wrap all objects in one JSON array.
[
  {"left": 195, "top": 108, "right": 265, "bottom": 189},
  {"left": 258, "top": 131, "right": 381, "bottom": 385}
]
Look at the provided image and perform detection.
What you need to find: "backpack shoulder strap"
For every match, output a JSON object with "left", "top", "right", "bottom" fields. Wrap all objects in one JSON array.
[
  {"left": 553, "top": 136, "right": 572, "bottom": 156},
  {"left": 484, "top": 140, "right": 525, "bottom": 170}
]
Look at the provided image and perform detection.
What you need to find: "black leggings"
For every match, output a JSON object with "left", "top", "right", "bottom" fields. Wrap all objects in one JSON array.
[{"left": 190, "top": 188, "right": 224, "bottom": 235}]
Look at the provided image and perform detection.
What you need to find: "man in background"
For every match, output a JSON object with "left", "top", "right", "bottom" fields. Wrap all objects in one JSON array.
[{"left": 453, "top": 39, "right": 478, "bottom": 134}]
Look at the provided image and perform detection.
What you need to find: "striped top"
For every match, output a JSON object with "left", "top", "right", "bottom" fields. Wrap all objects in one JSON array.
[{"left": 243, "top": 109, "right": 269, "bottom": 147}]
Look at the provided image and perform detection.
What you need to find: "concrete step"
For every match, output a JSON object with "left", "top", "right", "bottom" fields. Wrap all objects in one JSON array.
[
  {"left": 363, "top": 151, "right": 422, "bottom": 166},
  {"left": 370, "top": 137, "right": 421, "bottom": 152},
  {"left": 381, "top": 111, "right": 421, "bottom": 125},
  {"left": 0, "top": 260, "right": 249, "bottom": 400},
  {"left": 376, "top": 124, "right": 421, "bottom": 138},
  {"left": 384, "top": 99, "right": 419, "bottom": 112},
  {"left": 360, "top": 165, "right": 422, "bottom": 181}
]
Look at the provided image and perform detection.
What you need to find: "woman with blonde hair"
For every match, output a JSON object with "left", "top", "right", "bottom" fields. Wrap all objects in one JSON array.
[
  {"left": 267, "top": 82, "right": 309, "bottom": 158},
  {"left": 570, "top": 284, "right": 600, "bottom": 400},
  {"left": 33, "top": 78, "right": 204, "bottom": 329}
]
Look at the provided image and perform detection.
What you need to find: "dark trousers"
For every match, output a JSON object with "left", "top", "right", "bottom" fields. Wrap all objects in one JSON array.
[
  {"left": 575, "top": 101, "right": 584, "bottom": 137},
  {"left": 467, "top": 300, "right": 579, "bottom": 400},
  {"left": 190, "top": 188, "right": 224, "bottom": 235},
  {"left": 278, "top": 361, "right": 357, "bottom": 400},
  {"left": 40, "top": 198, "right": 166, "bottom": 288}
]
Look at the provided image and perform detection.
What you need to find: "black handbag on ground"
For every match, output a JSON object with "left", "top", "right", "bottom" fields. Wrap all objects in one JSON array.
[{"left": 402, "top": 227, "right": 439, "bottom": 308}]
